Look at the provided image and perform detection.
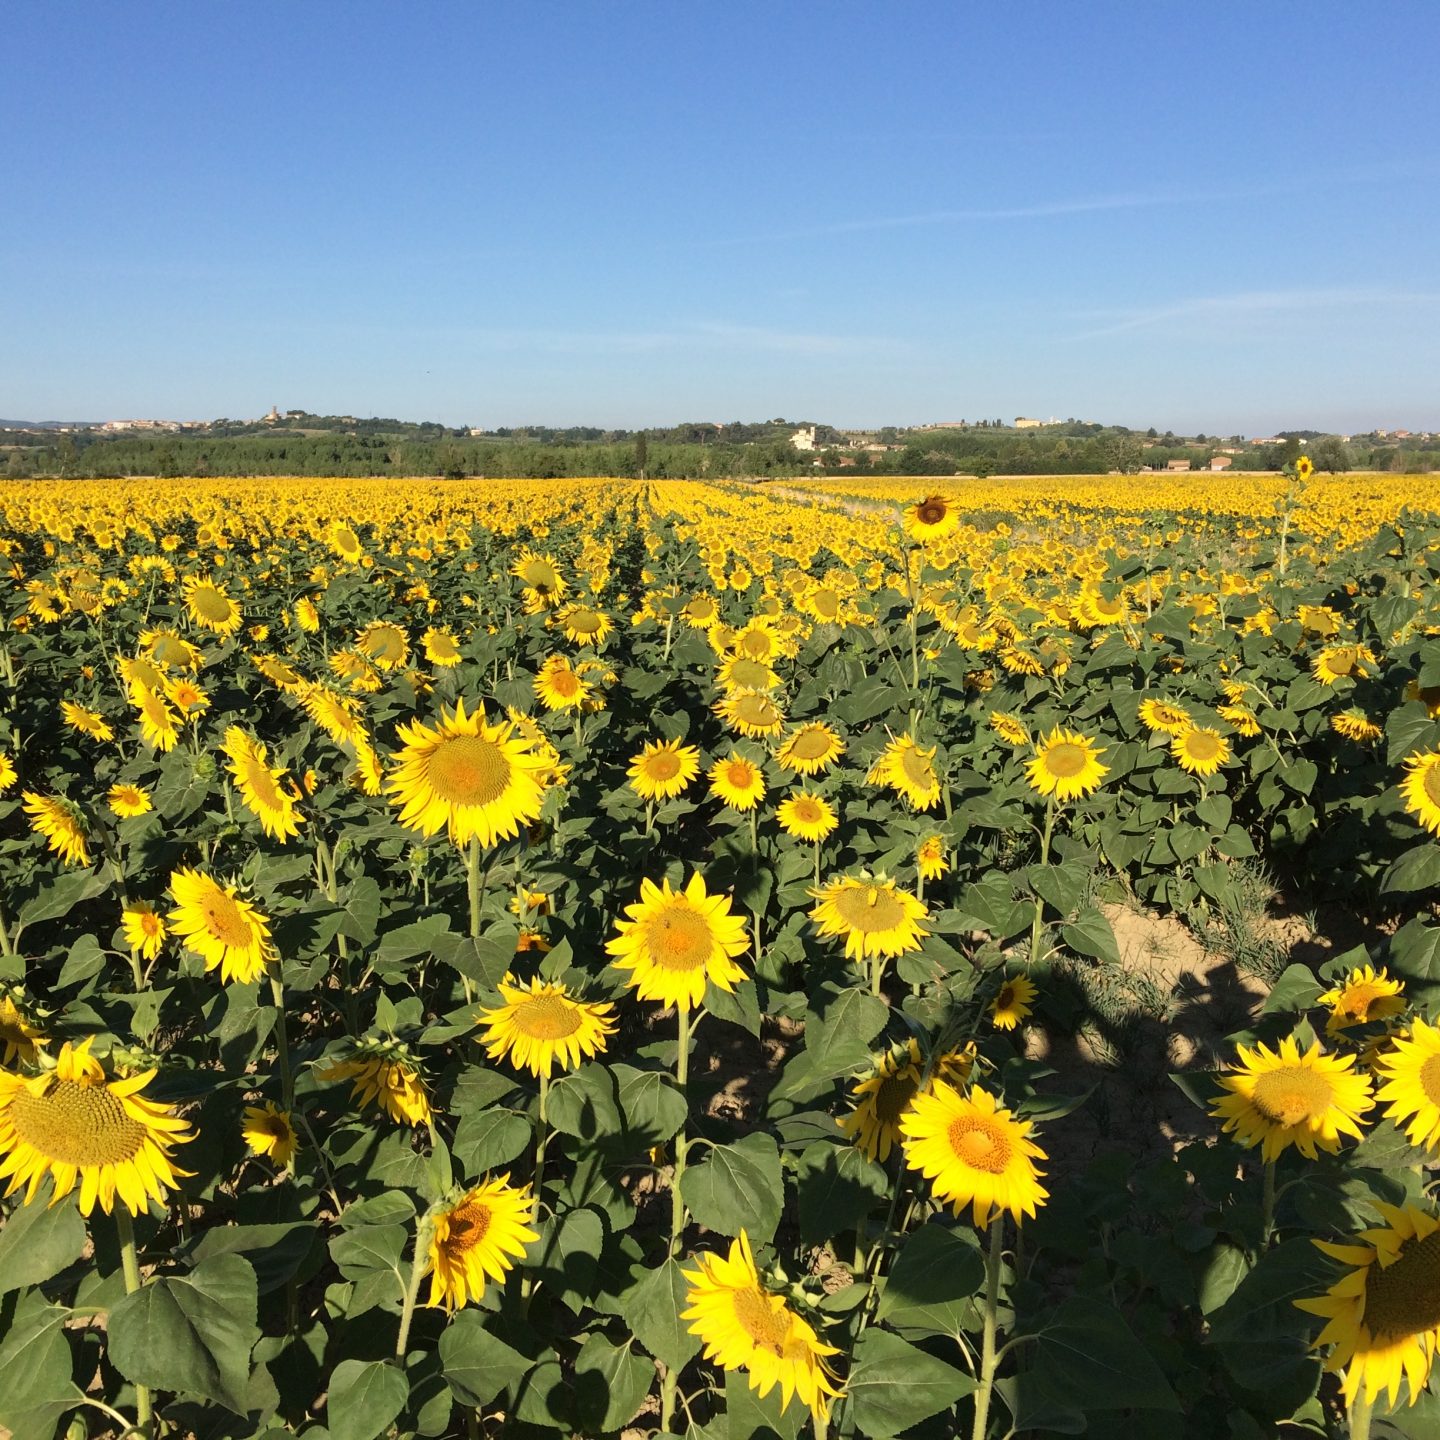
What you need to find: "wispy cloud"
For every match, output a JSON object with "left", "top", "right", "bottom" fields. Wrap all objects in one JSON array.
[
  {"left": 1060, "top": 287, "right": 1440, "bottom": 341},
  {"left": 464, "top": 321, "right": 893, "bottom": 358}
]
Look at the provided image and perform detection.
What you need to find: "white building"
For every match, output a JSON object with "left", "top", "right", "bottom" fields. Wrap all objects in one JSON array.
[{"left": 791, "top": 426, "right": 817, "bottom": 451}]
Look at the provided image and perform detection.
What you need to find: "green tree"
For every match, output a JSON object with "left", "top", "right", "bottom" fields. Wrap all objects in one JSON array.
[
  {"left": 1311, "top": 437, "right": 1353, "bottom": 473},
  {"left": 635, "top": 432, "right": 648, "bottom": 481}
]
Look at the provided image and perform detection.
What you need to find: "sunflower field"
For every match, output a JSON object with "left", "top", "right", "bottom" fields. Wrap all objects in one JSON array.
[{"left": 4, "top": 466, "right": 1440, "bottom": 1440}]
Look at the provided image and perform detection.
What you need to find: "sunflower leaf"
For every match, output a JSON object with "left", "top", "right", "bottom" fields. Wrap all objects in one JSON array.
[
  {"left": 847, "top": 1328, "right": 975, "bottom": 1435},
  {"left": 327, "top": 1358, "right": 409, "bottom": 1440},
  {"left": 681, "top": 1132, "right": 783, "bottom": 1242}
]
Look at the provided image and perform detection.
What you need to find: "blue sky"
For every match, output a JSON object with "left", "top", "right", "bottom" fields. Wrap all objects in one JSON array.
[{"left": 5, "top": 1, "right": 1438, "bottom": 433}]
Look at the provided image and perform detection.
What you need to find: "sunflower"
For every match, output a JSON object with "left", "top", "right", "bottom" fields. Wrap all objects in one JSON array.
[
  {"left": 606, "top": 874, "right": 749, "bottom": 1011},
  {"left": 1374, "top": 1019, "right": 1440, "bottom": 1153},
  {"left": 1406, "top": 681, "right": 1440, "bottom": 719},
  {"left": 991, "top": 974, "right": 1037, "bottom": 1030},
  {"left": 140, "top": 627, "right": 203, "bottom": 671},
  {"left": 222, "top": 726, "right": 304, "bottom": 842},
  {"left": 1400, "top": 751, "right": 1440, "bottom": 836},
  {"left": 0, "top": 996, "right": 45, "bottom": 1066},
  {"left": 164, "top": 676, "right": 210, "bottom": 715},
  {"left": 421, "top": 626, "right": 461, "bottom": 668},
  {"left": 428, "top": 1175, "right": 539, "bottom": 1310},
  {"left": 168, "top": 868, "right": 276, "bottom": 984},
  {"left": 902, "top": 494, "right": 960, "bottom": 543},
  {"left": 1296, "top": 1202, "right": 1440, "bottom": 1409},
  {"left": 0, "top": 753, "right": 15, "bottom": 792},
  {"left": 328, "top": 521, "right": 364, "bottom": 563},
  {"left": 242, "top": 1102, "right": 298, "bottom": 1169},
  {"left": 0, "top": 1038, "right": 194, "bottom": 1215},
  {"left": 718, "top": 654, "right": 779, "bottom": 694},
  {"left": 128, "top": 681, "right": 179, "bottom": 752},
  {"left": 356, "top": 620, "right": 410, "bottom": 671},
  {"left": 900, "top": 1082, "right": 1048, "bottom": 1228},
  {"left": 1318, "top": 966, "right": 1406, "bottom": 1036},
  {"left": 60, "top": 701, "right": 113, "bottom": 743},
  {"left": 627, "top": 737, "right": 702, "bottom": 802},
  {"left": 867, "top": 735, "right": 943, "bottom": 811},
  {"left": 512, "top": 548, "right": 567, "bottom": 610},
  {"left": 809, "top": 875, "right": 928, "bottom": 962},
  {"left": 107, "top": 783, "right": 153, "bottom": 819},
  {"left": 916, "top": 834, "right": 949, "bottom": 882},
  {"left": 121, "top": 902, "right": 167, "bottom": 963},
  {"left": 557, "top": 603, "right": 612, "bottom": 647},
  {"left": 534, "top": 657, "right": 591, "bottom": 712},
  {"left": 388, "top": 698, "right": 549, "bottom": 849},
  {"left": 477, "top": 975, "right": 616, "bottom": 1078},
  {"left": 319, "top": 1052, "right": 432, "bottom": 1126},
  {"left": 1313, "top": 645, "right": 1377, "bottom": 686},
  {"left": 1332, "top": 710, "right": 1384, "bottom": 744},
  {"left": 681, "top": 1231, "right": 843, "bottom": 1425},
  {"left": 775, "top": 722, "right": 845, "bottom": 776},
  {"left": 1218, "top": 702, "right": 1262, "bottom": 737},
  {"left": 1138, "top": 698, "right": 1192, "bottom": 735},
  {"left": 1025, "top": 728, "right": 1109, "bottom": 802},
  {"left": 22, "top": 793, "right": 89, "bottom": 866},
  {"left": 183, "top": 575, "right": 243, "bottom": 636},
  {"left": 1295, "top": 455, "right": 1314, "bottom": 480},
  {"left": 777, "top": 791, "right": 838, "bottom": 843},
  {"left": 1171, "top": 725, "right": 1231, "bottom": 777},
  {"left": 716, "top": 690, "right": 786, "bottom": 740},
  {"left": 709, "top": 754, "right": 766, "bottom": 812},
  {"left": 301, "top": 684, "right": 368, "bottom": 746},
  {"left": 840, "top": 1040, "right": 975, "bottom": 1161},
  {"left": 682, "top": 593, "right": 721, "bottom": 629},
  {"left": 1210, "top": 1035, "right": 1374, "bottom": 1161},
  {"left": 988, "top": 711, "right": 1029, "bottom": 746}
]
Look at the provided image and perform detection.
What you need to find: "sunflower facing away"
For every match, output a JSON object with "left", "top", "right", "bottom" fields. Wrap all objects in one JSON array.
[
  {"left": 777, "top": 791, "right": 838, "bottom": 843},
  {"left": 1171, "top": 725, "right": 1232, "bottom": 777},
  {"left": 900, "top": 1081, "right": 1049, "bottom": 1228},
  {"left": 607, "top": 874, "right": 749, "bottom": 1011},
  {"left": 388, "top": 698, "right": 549, "bottom": 849},
  {"left": 222, "top": 726, "right": 304, "bottom": 842},
  {"left": 0, "top": 996, "right": 46, "bottom": 1066},
  {"left": 242, "top": 1102, "right": 298, "bottom": 1169},
  {"left": 168, "top": 868, "right": 276, "bottom": 984},
  {"left": 991, "top": 974, "right": 1038, "bottom": 1030},
  {"left": 775, "top": 722, "right": 845, "bottom": 776},
  {"left": 320, "top": 1051, "right": 432, "bottom": 1126},
  {"left": 0, "top": 1038, "right": 194, "bottom": 1215},
  {"left": 60, "top": 700, "right": 114, "bottom": 743},
  {"left": 1025, "top": 727, "right": 1109, "bottom": 802},
  {"left": 840, "top": 1039, "right": 975, "bottom": 1161},
  {"left": 809, "top": 875, "right": 929, "bottom": 962},
  {"left": 1318, "top": 966, "right": 1406, "bottom": 1036},
  {"left": 1210, "top": 1035, "right": 1374, "bottom": 1161},
  {"left": 902, "top": 493, "right": 961, "bottom": 544},
  {"left": 121, "top": 902, "right": 168, "bottom": 963},
  {"left": 428, "top": 1175, "right": 539, "bottom": 1310},
  {"left": 681, "top": 1230, "right": 843, "bottom": 1425},
  {"left": 1296, "top": 1202, "right": 1440, "bottom": 1410},
  {"left": 1138, "top": 697, "right": 1193, "bottom": 735},
  {"left": 1332, "top": 710, "right": 1384, "bottom": 744},
  {"left": 1374, "top": 1019, "right": 1440, "bottom": 1153},
  {"left": 22, "top": 793, "right": 90, "bottom": 867},
  {"left": 867, "top": 735, "right": 943, "bottom": 811},
  {"left": 1400, "top": 750, "right": 1440, "bottom": 836},
  {"left": 627, "top": 737, "right": 702, "bottom": 802},
  {"left": 476, "top": 975, "right": 616, "bottom": 1078},
  {"left": 128, "top": 681, "right": 179, "bottom": 752},
  {"left": 709, "top": 753, "right": 766, "bottom": 812}
]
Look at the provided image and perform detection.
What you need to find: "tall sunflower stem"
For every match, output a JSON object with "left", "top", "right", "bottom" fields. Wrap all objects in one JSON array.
[
  {"left": 395, "top": 1211, "right": 436, "bottom": 1362},
  {"left": 660, "top": 1003, "right": 695, "bottom": 1434},
  {"left": 269, "top": 972, "right": 294, "bottom": 1113},
  {"left": 970, "top": 1218, "right": 1005, "bottom": 1440},
  {"left": 466, "top": 837, "right": 483, "bottom": 939},
  {"left": 1027, "top": 798, "right": 1057, "bottom": 973},
  {"left": 1348, "top": 1392, "right": 1373, "bottom": 1440},
  {"left": 115, "top": 1209, "right": 154, "bottom": 1435},
  {"left": 1260, "top": 1157, "right": 1277, "bottom": 1249}
]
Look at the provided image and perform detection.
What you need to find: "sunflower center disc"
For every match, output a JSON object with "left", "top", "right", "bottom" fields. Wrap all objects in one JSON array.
[
  {"left": 1338, "top": 984, "right": 1381, "bottom": 1021},
  {"left": 10, "top": 1080, "right": 148, "bottom": 1166},
  {"left": 568, "top": 609, "right": 601, "bottom": 634},
  {"left": 516, "top": 995, "right": 583, "bottom": 1040},
  {"left": 1329, "top": 647, "right": 1357, "bottom": 676},
  {"left": 728, "top": 659, "right": 771, "bottom": 689},
  {"left": 1044, "top": 743, "right": 1086, "bottom": 778},
  {"left": 549, "top": 670, "right": 581, "bottom": 697},
  {"left": 734, "top": 695, "right": 776, "bottom": 728},
  {"left": 918, "top": 501, "right": 946, "bottom": 525},
  {"left": 812, "top": 590, "right": 840, "bottom": 618},
  {"left": 792, "top": 799, "right": 823, "bottom": 825},
  {"left": 428, "top": 736, "right": 512, "bottom": 807},
  {"left": 899, "top": 748, "right": 936, "bottom": 788},
  {"left": 873, "top": 1071, "right": 920, "bottom": 1125},
  {"left": 1419, "top": 1055, "right": 1440, "bottom": 1107},
  {"left": 204, "top": 891, "right": 257, "bottom": 950},
  {"left": 447, "top": 1199, "right": 494, "bottom": 1254},
  {"left": 1424, "top": 764, "right": 1440, "bottom": 809},
  {"left": 947, "top": 1117, "right": 1013, "bottom": 1174},
  {"left": 192, "top": 586, "right": 232, "bottom": 621},
  {"left": 364, "top": 626, "right": 405, "bottom": 662},
  {"left": 726, "top": 763, "right": 754, "bottom": 789},
  {"left": 732, "top": 1286, "right": 790, "bottom": 1354},
  {"left": 240, "top": 756, "right": 285, "bottom": 809},
  {"left": 1185, "top": 732, "right": 1222, "bottom": 762},
  {"left": 647, "top": 903, "right": 712, "bottom": 971},
  {"left": 740, "top": 632, "right": 771, "bottom": 660},
  {"left": 1362, "top": 1230, "right": 1440, "bottom": 1341},
  {"left": 645, "top": 751, "right": 681, "bottom": 781},
  {"left": 789, "top": 727, "right": 832, "bottom": 760},
  {"left": 1251, "top": 1066, "right": 1333, "bottom": 1126},
  {"left": 831, "top": 887, "right": 908, "bottom": 934}
]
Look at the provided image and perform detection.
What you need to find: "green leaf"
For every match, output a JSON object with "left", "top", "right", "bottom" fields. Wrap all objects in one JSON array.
[
  {"left": 16, "top": 866, "right": 108, "bottom": 931},
  {"left": 190, "top": 1221, "right": 317, "bottom": 1295},
  {"left": 794, "top": 1141, "right": 889, "bottom": 1246},
  {"left": 682, "top": 1132, "right": 783, "bottom": 1242},
  {"left": 1029, "top": 861, "right": 1089, "bottom": 918},
  {"left": 1262, "top": 962, "right": 1324, "bottom": 1015},
  {"left": 614, "top": 1064, "right": 688, "bottom": 1145},
  {"left": 629, "top": 1255, "right": 702, "bottom": 1370},
  {"left": 847, "top": 1329, "right": 974, "bottom": 1435},
  {"left": 547, "top": 1062, "right": 623, "bottom": 1143},
  {"left": 0, "top": 1192, "right": 87, "bottom": 1294},
  {"left": 724, "top": 1365, "right": 804, "bottom": 1439},
  {"left": 1026, "top": 1295, "right": 1179, "bottom": 1411},
  {"left": 804, "top": 984, "right": 887, "bottom": 1080},
  {"left": 107, "top": 1253, "right": 260, "bottom": 1415},
  {"left": 327, "top": 1358, "right": 409, "bottom": 1440},
  {"left": 452, "top": 1108, "right": 532, "bottom": 1175},
  {"left": 1061, "top": 906, "right": 1120, "bottom": 965},
  {"left": 875, "top": 1222, "right": 984, "bottom": 1338},
  {"left": 1382, "top": 845, "right": 1440, "bottom": 895},
  {"left": 534, "top": 1207, "right": 603, "bottom": 1314},
  {"left": 1352, "top": 1116, "right": 1433, "bottom": 1170},
  {"left": 570, "top": 1334, "right": 652, "bottom": 1433},
  {"left": 1389, "top": 917, "right": 1440, "bottom": 998},
  {"left": 0, "top": 1300, "right": 83, "bottom": 1440},
  {"left": 438, "top": 1310, "right": 530, "bottom": 1408}
]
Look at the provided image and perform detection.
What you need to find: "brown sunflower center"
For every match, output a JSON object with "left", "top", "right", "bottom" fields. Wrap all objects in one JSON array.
[
  {"left": 10, "top": 1079, "right": 148, "bottom": 1166},
  {"left": 1419, "top": 1056, "right": 1440, "bottom": 1108},
  {"left": 1425, "top": 763, "right": 1440, "bottom": 809},
  {"left": 898, "top": 747, "right": 936, "bottom": 788},
  {"left": 567, "top": 609, "right": 602, "bottom": 634},
  {"left": 812, "top": 589, "right": 840, "bottom": 619},
  {"left": 791, "top": 798, "right": 824, "bottom": 824},
  {"left": 362, "top": 625, "right": 406, "bottom": 662},
  {"left": 996, "top": 983, "right": 1016, "bottom": 1011},
  {"left": 548, "top": 669, "right": 582, "bottom": 697},
  {"left": 1042, "top": 742, "right": 1087, "bottom": 779},
  {"left": 1327, "top": 647, "right": 1358, "bottom": 676},
  {"left": 873, "top": 1070, "right": 920, "bottom": 1125},
  {"left": 1362, "top": 1230, "right": 1440, "bottom": 1342},
  {"left": 1338, "top": 984, "right": 1383, "bottom": 1020},
  {"left": 191, "top": 586, "right": 234, "bottom": 622},
  {"left": 731, "top": 1286, "right": 790, "bottom": 1355},
  {"left": 789, "top": 727, "right": 833, "bottom": 761},
  {"left": 947, "top": 1115, "right": 1014, "bottom": 1174},
  {"left": 446, "top": 1198, "right": 493, "bottom": 1254},
  {"left": 732, "top": 694, "right": 779, "bottom": 728},
  {"left": 643, "top": 750, "right": 682, "bottom": 781},
  {"left": 829, "top": 885, "right": 908, "bottom": 934},
  {"left": 514, "top": 994, "right": 583, "bottom": 1040},
  {"left": 739, "top": 631, "right": 773, "bottom": 661},
  {"left": 917, "top": 499, "right": 948, "bottom": 526},
  {"left": 427, "top": 735, "right": 512, "bottom": 807},
  {"left": 204, "top": 891, "right": 259, "bottom": 950},
  {"left": 1251, "top": 1066, "right": 1334, "bottom": 1127},
  {"left": 725, "top": 762, "right": 756, "bottom": 789},
  {"left": 1091, "top": 595, "right": 1123, "bottom": 618},
  {"left": 645, "top": 902, "right": 713, "bottom": 971},
  {"left": 1183, "top": 731, "right": 1223, "bottom": 762},
  {"left": 727, "top": 658, "right": 772, "bottom": 689}
]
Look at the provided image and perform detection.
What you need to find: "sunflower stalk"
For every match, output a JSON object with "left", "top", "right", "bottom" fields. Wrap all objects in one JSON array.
[
  {"left": 660, "top": 1001, "right": 695, "bottom": 1432},
  {"left": 969, "top": 1218, "right": 1006, "bottom": 1440},
  {"left": 395, "top": 1210, "right": 437, "bottom": 1362},
  {"left": 1348, "top": 1393, "right": 1372, "bottom": 1440},
  {"left": 114, "top": 1209, "right": 155, "bottom": 1435},
  {"left": 1027, "top": 797, "right": 1057, "bottom": 972}
]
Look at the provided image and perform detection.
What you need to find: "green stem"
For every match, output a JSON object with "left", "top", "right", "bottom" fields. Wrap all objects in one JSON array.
[
  {"left": 1027, "top": 798, "right": 1057, "bottom": 971},
  {"left": 1260, "top": 1157, "right": 1277, "bottom": 1249},
  {"left": 115, "top": 1210, "right": 154, "bottom": 1435},
  {"left": 813, "top": 841, "right": 821, "bottom": 888},
  {"left": 660, "top": 1003, "right": 695, "bottom": 1431},
  {"left": 970, "top": 1218, "right": 1005, "bottom": 1440},
  {"left": 395, "top": 1211, "right": 436, "bottom": 1361},
  {"left": 1349, "top": 1391, "right": 1373, "bottom": 1440},
  {"left": 269, "top": 972, "right": 294, "bottom": 1113},
  {"left": 466, "top": 836, "right": 483, "bottom": 939}
]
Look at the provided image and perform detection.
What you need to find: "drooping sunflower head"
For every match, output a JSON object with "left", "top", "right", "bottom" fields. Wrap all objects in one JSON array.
[
  {"left": 428, "top": 1174, "right": 539, "bottom": 1310},
  {"left": 222, "top": 726, "right": 303, "bottom": 842},
  {"left": 60, "top": 700, "right": 114, "bottom": 743},
  {"left": 1332, "top": 710, "right": 1383, "bottom": 744},
  {"left": 988, "top": 711, "right": 1029, "bottom": 746},
  {"left": 1318, "top": 966, "right": 1406, "bottom": 1037},
  {"left": 840, "top": 1039, "right": 975, "bottom": 1161},
  {"left": 606, "top": 873, "right": 750, "bottom": 1011},
  {"left": 319, "top": 1048, "right": 432, "bottom": 1127},
  {"left": 867, "top": 735, "right": 943, "bottom": 811},
  {"left": 1138, "top": 697, "right": 1193, "bottom": 736},
  {"left": 422, "top": 627, "right": 463, "bottom": 668},
  {"left": 1313, "top": 644, "right": 1376, "bottom": 686},
  {"left": 809, "top": 874, "right": 929, "bottom": 962},
  {"left": 21, "top": 792, "right": 90, "bottom": 867},
  {"left": 1024, "top": 728, "right": 1109, "bottom": 803},
  {"left": 0, "top": 994, "right": 46, "bottom": 1066},
  {"left": 477, "top": 975, "right": 616, "bottom": 1078}
]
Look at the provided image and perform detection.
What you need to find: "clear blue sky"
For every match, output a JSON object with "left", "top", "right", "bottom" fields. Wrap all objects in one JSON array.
[{"left": 6, "top": 1, "right": 1438, "bottom": 434}]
